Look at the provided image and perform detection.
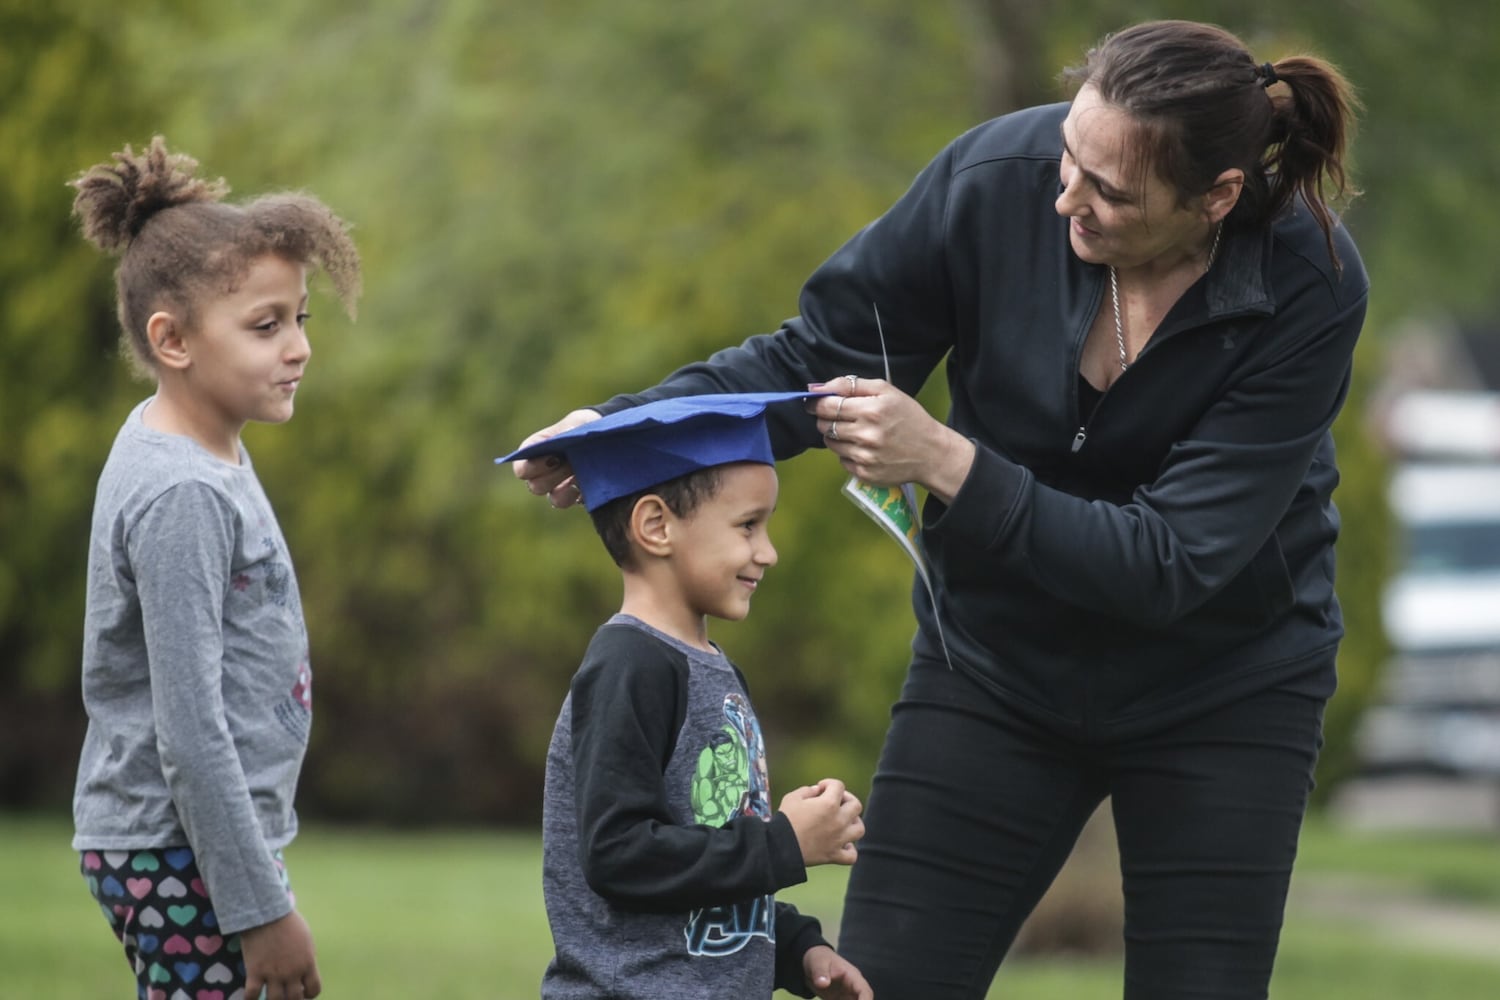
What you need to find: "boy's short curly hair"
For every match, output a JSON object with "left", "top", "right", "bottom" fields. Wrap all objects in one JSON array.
[{"left": 589, "top": 466, "right": 725, "bottom": 567}]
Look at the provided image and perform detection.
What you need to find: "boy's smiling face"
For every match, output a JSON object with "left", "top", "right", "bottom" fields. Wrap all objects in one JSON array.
[{"left": 665, "top": 462, "right": 780, "bottom": 623}]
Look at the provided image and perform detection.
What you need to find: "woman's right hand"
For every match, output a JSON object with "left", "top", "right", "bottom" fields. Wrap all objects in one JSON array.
[
  {"left": 808, "top": 377, "right": 975, "bottom": 505},
  {"left": 510, "top": 408, "right": 602, "bottom": 508}
]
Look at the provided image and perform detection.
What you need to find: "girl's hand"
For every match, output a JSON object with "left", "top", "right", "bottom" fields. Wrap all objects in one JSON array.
[
  {"left": 510, "top": 408, "right": 602, "bottom": 508},
  {"left": 807, "top": 377, "right": 974, "bottom": 504},
  {"left": 241, "top": 909, "right": 321, "bottom": 999}
]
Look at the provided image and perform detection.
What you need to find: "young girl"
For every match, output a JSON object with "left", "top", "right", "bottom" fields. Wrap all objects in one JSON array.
[{"left": 69, "top": 137, "right": 360, "bottom": 1000}]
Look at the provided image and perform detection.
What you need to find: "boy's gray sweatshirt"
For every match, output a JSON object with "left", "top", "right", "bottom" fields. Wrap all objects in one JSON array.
[{"left": 542, "top": 616, "right": 825, "bottom": 999}]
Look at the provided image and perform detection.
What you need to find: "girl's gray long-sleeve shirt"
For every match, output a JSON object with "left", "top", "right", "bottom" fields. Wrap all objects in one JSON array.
[{"left": 73, "top": 399, "right": 311, "bottom": 934}]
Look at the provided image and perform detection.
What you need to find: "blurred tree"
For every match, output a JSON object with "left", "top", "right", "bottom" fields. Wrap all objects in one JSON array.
[
  {"left": 6, "top": 0, "right": 974, "bottom": 821},
  {"left": 1319, "top": 339, "right": 1394, "bottom": 796},
  {"left": 0, "top": 0, "right": 161, "bottom": 803},
  {"left": 9, "top": 0, "right": 1469, "bottom": 824}
]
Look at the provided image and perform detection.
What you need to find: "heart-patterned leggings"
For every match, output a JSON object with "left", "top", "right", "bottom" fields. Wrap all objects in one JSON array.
[{"left": 80, "top": 846, "right": 293, "bottom": 1000}]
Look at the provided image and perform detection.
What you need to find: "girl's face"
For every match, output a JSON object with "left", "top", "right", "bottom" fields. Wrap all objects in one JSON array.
[
  {"left": 1055, "top": 85, "right": 1209, "bottom": 270},
  {"left": 665, "top": 462, "right": 780, "bottom": 623},
  {"left": 183, "top": 253, "right": 311, "bottom": 431}
]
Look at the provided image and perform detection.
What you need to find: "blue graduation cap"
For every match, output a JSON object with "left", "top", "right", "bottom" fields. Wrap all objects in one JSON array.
[{"left": 497, "top": 391, "right": 831, "bottom": 512}]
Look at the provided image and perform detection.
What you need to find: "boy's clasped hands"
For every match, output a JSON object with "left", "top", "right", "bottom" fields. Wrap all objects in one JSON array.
[
  {"left": 782, "top": 778, "right": 865, "bottom": 867},
  {"left": 782, "top": 779, "right": 872, "bottom": 999}
]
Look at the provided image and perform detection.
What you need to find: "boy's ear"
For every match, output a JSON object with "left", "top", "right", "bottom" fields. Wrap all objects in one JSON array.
[
  {"left": 629, "top": 495, "right": 674, "bottom": 558},
  {"left": 147, "top": 311, "right": 191, "bottom": 371}
]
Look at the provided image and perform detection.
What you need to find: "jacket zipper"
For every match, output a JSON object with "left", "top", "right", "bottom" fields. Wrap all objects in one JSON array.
[
  {"left": 1071, "top": 271, "right": 1112, "bottom": 456},
  {"left": 1069, "top": 260, "right": 1269, "bottom": 456}
]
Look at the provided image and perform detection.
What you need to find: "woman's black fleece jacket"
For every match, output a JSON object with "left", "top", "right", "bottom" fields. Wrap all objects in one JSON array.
[{"left": 599, "top": 101, "right": 1369, "bottom": 739}]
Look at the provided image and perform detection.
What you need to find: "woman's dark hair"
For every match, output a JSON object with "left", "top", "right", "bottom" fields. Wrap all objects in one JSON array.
[
  {"left": 70, "top": 136, "right": 362, "bottom": 376},
  {"left": 590, "top": 466, "right": 725, "bottom": 567},
  {"left": 1063, "top": 20, "right": 1361, "bottom": 271}
]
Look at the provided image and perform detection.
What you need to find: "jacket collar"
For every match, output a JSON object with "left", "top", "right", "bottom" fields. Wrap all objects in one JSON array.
[{"left": 1205, "top": 223, "right": 1276, "bottom": 319}]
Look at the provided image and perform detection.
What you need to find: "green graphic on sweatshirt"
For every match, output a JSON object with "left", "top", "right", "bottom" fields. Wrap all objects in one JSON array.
[{"left": 691, "top": 727, "right": 749, "bottom": 826}]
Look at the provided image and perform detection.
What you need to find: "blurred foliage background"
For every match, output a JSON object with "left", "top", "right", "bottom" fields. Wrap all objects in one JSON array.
[{"left": 4, "top": 0, "right": 1490, "bottom": 826}]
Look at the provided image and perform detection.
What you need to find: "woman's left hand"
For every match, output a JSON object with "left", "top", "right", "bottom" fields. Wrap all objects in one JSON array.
[{"left": 808, "top": 376, "right": 975, "bottom": 504}]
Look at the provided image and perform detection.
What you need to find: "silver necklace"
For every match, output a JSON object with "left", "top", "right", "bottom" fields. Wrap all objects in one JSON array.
[{"left": 1109, "top": 224, "right": 1222, "bottom": 372}]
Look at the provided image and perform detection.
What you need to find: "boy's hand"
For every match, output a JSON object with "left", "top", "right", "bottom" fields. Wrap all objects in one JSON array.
[
  {"left": 779, "top": 778, "right": 864, "bottom": 866},
  {"left": 241, "top": 909, "right": 321, "bottom": 999},
  {"left": 803, "top": 943, "right": 874, "bottom": 999}
]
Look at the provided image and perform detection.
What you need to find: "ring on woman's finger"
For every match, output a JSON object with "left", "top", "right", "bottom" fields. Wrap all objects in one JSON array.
[
  {"left": 834, "top": 396, "right": 847, "bottom": 421},
  {"left": 844, "top": 374, "right": 858, "bottom": 392},
  {"left": 827, "top": 419, "right": 839, "bottom": 441}
]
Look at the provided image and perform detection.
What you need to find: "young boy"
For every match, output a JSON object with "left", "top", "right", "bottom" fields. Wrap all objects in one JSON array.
[{"left": 500, "top": 392, "right": 872, "bottom": 999}]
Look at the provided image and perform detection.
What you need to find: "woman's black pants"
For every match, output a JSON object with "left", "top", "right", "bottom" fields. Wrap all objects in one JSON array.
[{"left": 838, "top": 656, "right": 1328, "bottom": 999}]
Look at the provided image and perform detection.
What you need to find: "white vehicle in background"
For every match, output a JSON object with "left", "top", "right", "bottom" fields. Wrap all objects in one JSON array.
[
  {"left": 1380, "top": 389, "right": 1500, "bottom": 461},
  {"left": 1358, "top": 438, "right": 1500, "bottom": 780},
  {"left": 1337, "top": 391, "right": 1500, "bottom": 828},
  {"left": 1381, "top": 462, "right": 1500, "bottom": 658}
]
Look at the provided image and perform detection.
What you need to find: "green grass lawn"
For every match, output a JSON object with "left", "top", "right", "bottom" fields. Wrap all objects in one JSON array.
[
  {"left": 4, "top": 812, "right": 1496, "bottom": 998},
  {"left": 1293, "top": 818, "right": 1500, "bottom": 904}
]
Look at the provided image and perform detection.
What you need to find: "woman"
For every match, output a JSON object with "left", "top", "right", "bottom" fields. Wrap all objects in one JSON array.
[{"left": 513, "top": 20, "right": 1365, "bottom": 999}]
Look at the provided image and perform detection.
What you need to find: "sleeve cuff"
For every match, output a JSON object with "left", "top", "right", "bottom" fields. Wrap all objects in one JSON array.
[
  {"left": 766, "top": 811, "right": 809, "bottom": 890},
  {"left": 772, "top": 903, "right": 830, "bottom": 997},
  {"left": 924, "top": 439, "right": 1029, "bottom": 549}
]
